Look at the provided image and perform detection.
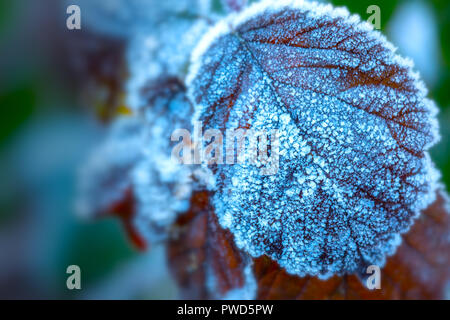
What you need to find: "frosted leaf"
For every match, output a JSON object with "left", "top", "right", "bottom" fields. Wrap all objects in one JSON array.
[
  {"left": 77, "top": 78, "right": 196, "bottom": 243},
  {"left": 187, "top": 0, "right": 441, "bottom": 278},
  {"left": 132, "top": 78, "right": 197, "bottom": 242},
  {"left": 77, "top": 117, "right": 145, "bottom": 218}
]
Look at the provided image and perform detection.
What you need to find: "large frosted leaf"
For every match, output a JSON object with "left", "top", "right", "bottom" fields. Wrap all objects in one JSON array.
[
  {"left": 187, "top": 0, "right": 441, "bottom": 278},
  {"left": 131, "top": 78, "right": 197, "bottom": 242}
]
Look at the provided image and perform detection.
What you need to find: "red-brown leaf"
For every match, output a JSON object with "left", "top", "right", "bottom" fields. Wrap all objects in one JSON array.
[
  {"left": 253, "top": 191, "right": 450, "bottom": 299},
  {"left": 107, "top": 188, "right": 148, "bottom": 251}
]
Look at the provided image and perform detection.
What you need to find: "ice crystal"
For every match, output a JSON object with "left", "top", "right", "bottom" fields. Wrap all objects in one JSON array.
[{"left": 187, "top": 0, "right": 441, "bottom": 278}]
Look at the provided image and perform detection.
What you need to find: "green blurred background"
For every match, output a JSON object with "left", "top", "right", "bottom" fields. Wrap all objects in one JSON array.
[{"left": 0, "top": 0, "right": 448, "bottom": 299}]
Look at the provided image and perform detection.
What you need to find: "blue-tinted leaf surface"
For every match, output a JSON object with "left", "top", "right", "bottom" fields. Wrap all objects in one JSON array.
[{"left": 188, "top": 0, "right": 441, "bottom": 278}]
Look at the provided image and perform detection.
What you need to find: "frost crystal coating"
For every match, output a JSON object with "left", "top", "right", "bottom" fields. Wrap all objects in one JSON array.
[
  {"left": 78, "top": 78, "right": 196, "bottom": 243},
  {"left": 126, "top": 17, "right": 210, "bottom": 111},
  {"left": 132, "top": 79, "right": 196, "bottom": 241},
  {"left": 188, "top": 0, "right": 441, "bottom": 278}
]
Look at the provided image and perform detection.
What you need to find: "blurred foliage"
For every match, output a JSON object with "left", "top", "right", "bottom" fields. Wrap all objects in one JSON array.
[{"left": 0, "top": 0, "right": 14, "bottom": 36}]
